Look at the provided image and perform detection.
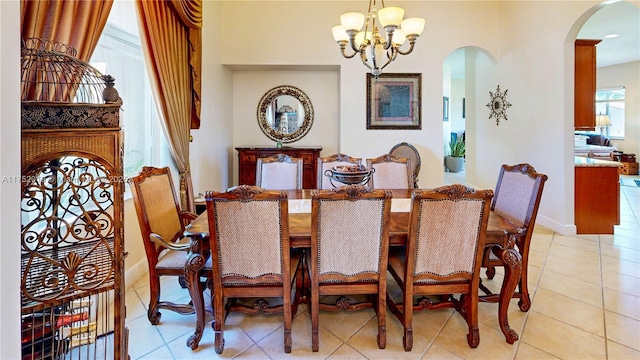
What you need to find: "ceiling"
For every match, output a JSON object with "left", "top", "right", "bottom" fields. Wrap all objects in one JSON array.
[
  {"left": 447, "top": 1, "right": 639, "bottom": 78},
  {"left": 578, "top": 1, "right": 640, "bottom": 68}
]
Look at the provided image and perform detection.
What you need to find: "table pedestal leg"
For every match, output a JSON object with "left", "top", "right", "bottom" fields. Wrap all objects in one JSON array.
[
  {"left": 492, "top": 244, "right": 522, "bottom": 344},
  {"left": 185, "top": 249, "right": 207, "bottom": 350}
]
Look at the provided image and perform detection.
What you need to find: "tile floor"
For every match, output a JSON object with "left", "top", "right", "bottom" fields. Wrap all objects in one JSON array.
[{"left": 123, "top": 174, "right": 640, "bottom": 359}]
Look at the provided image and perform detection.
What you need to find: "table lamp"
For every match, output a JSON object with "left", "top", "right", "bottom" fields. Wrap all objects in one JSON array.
[{"left": 595, "top": 114, "right": 611, "bottom": 137}]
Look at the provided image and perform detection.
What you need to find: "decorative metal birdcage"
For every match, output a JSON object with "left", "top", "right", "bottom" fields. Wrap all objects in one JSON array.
[{"left": 20, "top": 38, "right": 128, "bottom": 360}]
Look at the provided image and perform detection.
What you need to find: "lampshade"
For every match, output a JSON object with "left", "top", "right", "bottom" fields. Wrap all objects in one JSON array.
[
  {"left": 340, "top": 12, "right": 365, "bottom": 31},
  {"left": 355, "top": 31, "right": 373, "bottom": 47},
  {"left": 401, "top": 18, "right": 425, "bottom": 36},
  {"left": 332, "top": 25, "right": 349, "bottom": 42},
  {"left": 595, "top": 114, "right": 611, "bottom": 127},
  {"left": 378, "top": 7, "right": 404, "bottom": 27},
  {"left": 392, "top": 29, "right": 407, "bottom": 46}
]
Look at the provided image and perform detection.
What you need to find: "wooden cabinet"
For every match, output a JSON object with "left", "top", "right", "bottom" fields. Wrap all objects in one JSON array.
[
  {"left": 575, "top": 161, "right": 620, "bottom": 234},
  {"left": 575, "top": 39, "right": 601, "bottom": 129},
  {"left": 236, "top": 146, "right": 323, "bottom": 189}
]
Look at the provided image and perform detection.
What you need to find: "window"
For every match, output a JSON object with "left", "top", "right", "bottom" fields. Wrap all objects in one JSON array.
[
  {"left": 595, "top": 87, "right": 625, "bottom": 139},
  {"left": 89, "top": 0, "right": 170, "bottom": 182}
]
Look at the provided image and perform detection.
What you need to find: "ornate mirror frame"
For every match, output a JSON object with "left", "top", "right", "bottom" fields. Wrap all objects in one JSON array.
[{"left": 257, "top": 85, "right": 314, "bottom": 143}]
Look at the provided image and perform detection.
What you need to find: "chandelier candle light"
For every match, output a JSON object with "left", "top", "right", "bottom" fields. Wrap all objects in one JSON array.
[{"left": 332, "top": 0, "right": 425, "bottom": 77}]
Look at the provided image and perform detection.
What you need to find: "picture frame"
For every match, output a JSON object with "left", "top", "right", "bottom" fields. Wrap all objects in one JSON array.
[
  {"left": 443, "top": 96, "right": 449, "bottom": 122},
  {"left": 462, "top": 97, "right": 466, "bottom": 119},
  {"left": 366, "top": 73, "right": 421, "bottom": 130}
]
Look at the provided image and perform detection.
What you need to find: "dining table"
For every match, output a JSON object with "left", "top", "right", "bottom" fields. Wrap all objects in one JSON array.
[{"left": 182, "top": 189, "right": 522, "bottom": 349}]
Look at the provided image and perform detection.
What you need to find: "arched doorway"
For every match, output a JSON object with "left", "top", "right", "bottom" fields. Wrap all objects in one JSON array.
[{"left": 443, "top": 47, "right": 496, "bottom": 185}]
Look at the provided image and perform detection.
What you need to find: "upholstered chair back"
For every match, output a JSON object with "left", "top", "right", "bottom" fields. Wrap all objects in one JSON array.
[
  {"left": 256, "top": 154, "right": 303, "bottom": 190},
  {"left": 366, "top": 154, "right": 412, "bottom": 189},
  {"left": 130, "top": 167, "right": 185, "bottom": 257},
  {"left": 409, "top": 185, "right": 493, "bottom": 283},
  {"left": 207, "top": 186, "right": 288, "bottom": 283},
  {"left": 317, "top": 153, "right": 362, "bottom": 189},
  {"left": 390, "top": 142, "right": 421, "bottom": 188},
  {"left": 492, "top": 164, "right": 548, "bottom": 228},
  {"left": 311, "top": 185, "right": 391, "bottom": 282}
]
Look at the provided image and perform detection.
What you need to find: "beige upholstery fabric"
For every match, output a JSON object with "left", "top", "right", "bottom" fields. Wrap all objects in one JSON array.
[
  {"left": 413, "top": 198, "right": 484, "bottom": 280},
  {"left": 493, "top": 171, "right": 536, "bottom": 227},
  {"left": 213, "top": 200, "right": 283, "bottom": 278},
  {"left": 369, "top": 161, "right": 411, "bottom": 189},
  {"left": 258, "top": 162, "right": 301, "bottom": 190},
  {"left": 138, "top": 173, "right": 183, "bottom": 244},
  {"left": 389, "top": 143, "right": 420, "bottom": 187},
  {"left": 316, "top": 199, "right": 385, "bottom": 277},
  {"left": 156, "top": 237, "right": 190, "bottom": 270}
]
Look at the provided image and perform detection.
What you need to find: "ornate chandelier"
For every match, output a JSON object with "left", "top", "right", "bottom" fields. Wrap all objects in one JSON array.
[{"left": 331, "top": 0, "right": 425, "bottom": 77}]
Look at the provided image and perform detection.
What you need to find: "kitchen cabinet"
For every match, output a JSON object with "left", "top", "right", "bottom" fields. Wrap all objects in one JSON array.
[
  {"left": 575, "top": 39, "right": 601, "bottom": 129},
  {"left": 575, "top": 157, "right": 620, "bottom": 234}
]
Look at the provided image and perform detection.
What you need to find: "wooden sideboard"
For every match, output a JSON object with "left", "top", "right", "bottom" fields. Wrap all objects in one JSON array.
[{"left": 236, "top": 146, "right": 323, "bottom": 189}]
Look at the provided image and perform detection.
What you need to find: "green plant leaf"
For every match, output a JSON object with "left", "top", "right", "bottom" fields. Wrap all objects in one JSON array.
[{"left": 448, "top": 139, "right": 465, "bottom": 157}]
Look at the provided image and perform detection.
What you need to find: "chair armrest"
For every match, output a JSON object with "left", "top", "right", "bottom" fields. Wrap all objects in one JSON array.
[
  {"left": 180, "top": 211, "right": 199, "bottom": 226},
  {"left": 150, "top": 233, "right": 190, "bottom": 251},
  {"left": 502, "top": 227, "right": 526, "bottom": 249}
]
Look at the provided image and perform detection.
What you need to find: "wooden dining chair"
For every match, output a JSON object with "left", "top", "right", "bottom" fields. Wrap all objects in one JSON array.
[
  {"left": 479, "top": 164, "right": 548, "bottom": 312},
  {"left": 316, "top": 153, "right": 362, "bottom": 189},
  {"left": 387, "top": 184, "right": 493, "bottom": 350},
  {"left": 366, "top": 154, "right": 412, "bottom": 189},
  {"left": 205, "top": 185, "right": 302, "bottom": 354},
  {"left": 389, "top": 142, "right": 421, "bottom": 188},
  {"left": 309, "top": 185, "right": 392, "bottom": 351},
  {"left": 256, "top": 153, "right": 303, "bottom": 189},
  {"left": 128, "top": 166, "right": 202, "bottom": 325}
]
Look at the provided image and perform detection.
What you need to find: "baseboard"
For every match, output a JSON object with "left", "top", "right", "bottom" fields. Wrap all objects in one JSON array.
[
  {"left": 124, "top": 258, "right": 148, "bottom": 291},
  {"left": 537, "top": 214, "right": 576, "bottom": 236}
]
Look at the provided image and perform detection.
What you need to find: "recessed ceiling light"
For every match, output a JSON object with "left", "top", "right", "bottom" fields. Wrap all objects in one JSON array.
[{"left": 604, "top": 34, "right": 619, "bottom": 39}]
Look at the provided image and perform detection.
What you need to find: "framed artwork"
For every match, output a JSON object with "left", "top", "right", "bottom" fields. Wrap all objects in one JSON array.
[
  {"left": 443, "top": 96, "right": 449, "bottom": 122},
  {"left": 462, "top": 97, "right": 466, "bottom": 119},
  {"left": 366, "top": 73, "right": 422, "bottom": 130}
]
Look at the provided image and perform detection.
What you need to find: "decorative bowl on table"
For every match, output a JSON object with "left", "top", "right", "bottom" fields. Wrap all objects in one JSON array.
[{"left": 324, "top": 164, "right": 375, "bottom": 187}]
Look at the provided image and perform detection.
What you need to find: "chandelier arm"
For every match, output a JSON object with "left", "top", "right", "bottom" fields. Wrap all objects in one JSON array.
[
  {"left": 339, "top": 43, "right": 358, "bottom": 59},
  {"left": 359, "top": 51, "right": 373, "bottom": 71},
  {"left": 388, "top": 48, "right": 399, "bottom": 63},
  {"left": 382, "top": 27, "right": 395, "bottom": 51},
  {"left": 379, "top": 57, "right": 394, "bottom": 71},
  {"left": 346, "top": 31, "right": 361, "bottom": 53},
  {"left": 396, "top": 40, "right": 416, "bottom": 56}
]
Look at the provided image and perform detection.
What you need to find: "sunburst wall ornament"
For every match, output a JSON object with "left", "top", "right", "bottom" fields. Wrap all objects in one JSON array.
[{"left": 486, "top": 85, "right": 511, "bottom": 125}]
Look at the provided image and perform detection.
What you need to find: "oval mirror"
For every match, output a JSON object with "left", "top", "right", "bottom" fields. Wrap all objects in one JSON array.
[{"left": 257, "top": 85, "right": 314, "bottom": 143}]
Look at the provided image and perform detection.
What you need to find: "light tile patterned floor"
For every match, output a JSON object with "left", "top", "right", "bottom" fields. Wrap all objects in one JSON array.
[{"left": 124, "top": 174, "right": 640, "bottom": 359}]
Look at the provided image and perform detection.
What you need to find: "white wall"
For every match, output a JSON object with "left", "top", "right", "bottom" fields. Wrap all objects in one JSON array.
[
  {"left": 191, "top": 1, "right": 235, "bottom": 194},
  {"left": 0, "top": 1, "right": 21, "bottom": 358},
  {"left": 213, "top": 1, "right": 503, "bottom": 191},
  {"left": 204, "top": 0, "right": 640, "bottom": 235},
  {"left": 230, "top": 70, "right": 340, "bottom": 185},
  {"left": 597, "top": 61, "right": 640, "bottom": 156}
]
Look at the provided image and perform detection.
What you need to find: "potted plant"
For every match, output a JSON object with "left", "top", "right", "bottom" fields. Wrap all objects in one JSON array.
[{"left": 445, "top": 138, "right": 465, "bottom": 173}]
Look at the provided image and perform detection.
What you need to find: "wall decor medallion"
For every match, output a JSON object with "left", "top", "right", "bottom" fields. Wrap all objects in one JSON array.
[{"left": 486, "top": 85, "right": 511, "bottom": 125}]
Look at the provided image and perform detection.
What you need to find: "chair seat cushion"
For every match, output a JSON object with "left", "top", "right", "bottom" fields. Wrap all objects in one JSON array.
[
  {"left": 156, "top": 248, "right": 188, "bottom": 270},
  {"left": 156, "top": 237, "right": 191, "bottom": 270}
]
